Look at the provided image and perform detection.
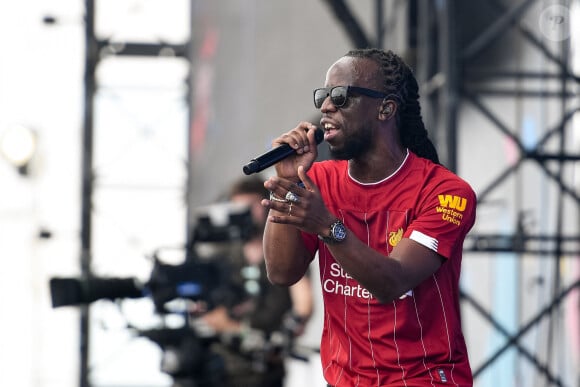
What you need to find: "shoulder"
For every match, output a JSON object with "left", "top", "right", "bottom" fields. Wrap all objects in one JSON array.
[
  {"left": 433, "top": 166, "right": 476, "bottom": 204},
  {"left": 407, "top": 154, "right": 477, "bottom": 222},
  {"left": 410, "top": 153, "right": 476, "bottom": 198}
]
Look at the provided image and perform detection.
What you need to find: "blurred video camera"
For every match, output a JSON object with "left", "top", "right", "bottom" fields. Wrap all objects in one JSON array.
[
  {"left": 50, "top": 201, "right": 254, "bottom": 311},
  {"left": 49, "top": 202, "right": 254, "bottom": 386}
]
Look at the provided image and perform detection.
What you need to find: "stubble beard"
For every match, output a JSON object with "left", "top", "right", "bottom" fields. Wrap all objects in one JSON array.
[{"left": 329, "top": 124, "right": 374, "bottom": 161}]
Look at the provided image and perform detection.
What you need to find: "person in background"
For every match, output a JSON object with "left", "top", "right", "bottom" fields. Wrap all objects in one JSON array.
[
  {"left": 261, "top": 48, "right": 476, "bottom": 386},
  {"left": 200, "top": 175, "right": 313, "bottom": 387}
]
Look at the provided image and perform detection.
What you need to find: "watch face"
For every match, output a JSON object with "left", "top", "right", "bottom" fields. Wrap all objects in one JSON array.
[{"left": 331, "top": 221, "right": 347, "bottom": 241}]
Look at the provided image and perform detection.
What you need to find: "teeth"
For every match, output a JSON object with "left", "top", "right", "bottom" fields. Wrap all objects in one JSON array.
[{"left": 324, "top": 123, "right": 336, "bottom": 129}]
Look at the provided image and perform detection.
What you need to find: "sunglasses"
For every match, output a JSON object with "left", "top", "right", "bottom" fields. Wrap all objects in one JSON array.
[{"left": 313, "top": 85, "right": 388, "bottom": 109}]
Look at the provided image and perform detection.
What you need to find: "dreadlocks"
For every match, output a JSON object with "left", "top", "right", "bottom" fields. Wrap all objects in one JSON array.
[{"left": 345, "top": 48, "right": 440, "bottom": 164}]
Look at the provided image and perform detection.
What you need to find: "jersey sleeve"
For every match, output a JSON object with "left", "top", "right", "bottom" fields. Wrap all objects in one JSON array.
[
  {"left": 405, "top": 177, "right": 476, "bottom": 260},
  {"left": 301, "top": 230, "right": 319, "bottom": 256}
]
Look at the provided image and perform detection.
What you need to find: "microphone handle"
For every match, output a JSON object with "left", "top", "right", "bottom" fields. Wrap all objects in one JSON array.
[
  {"left": 242, "top": 127, "right": 323, "bottom": 175},
  {"left": 243, "top": 144, "right": 294, "bottom": 175}
]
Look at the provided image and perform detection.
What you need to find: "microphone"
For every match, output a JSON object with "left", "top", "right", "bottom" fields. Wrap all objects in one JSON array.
[{"left": 242, "top": 127, "right": 324, "bottom": 175}]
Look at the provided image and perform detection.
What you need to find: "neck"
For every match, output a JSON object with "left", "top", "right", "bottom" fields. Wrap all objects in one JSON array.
[{"left": 348, "top": 147, "right": 407, "bottom": 183}]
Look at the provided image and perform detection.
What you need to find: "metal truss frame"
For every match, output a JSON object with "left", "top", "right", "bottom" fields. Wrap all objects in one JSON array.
[
  {"left": 79, "top": 1, "right": 193, "bottom": 386},
  {"left": 415, "top": 0, "right": 580, "bottom": 255},
  {"left": 416, "top": 0, "right": 579, "bottom": 385},
  {"left": 322, "top": 0, "right": 579, "bottom": 385}
]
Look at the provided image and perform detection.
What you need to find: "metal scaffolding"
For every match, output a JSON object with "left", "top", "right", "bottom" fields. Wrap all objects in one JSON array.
[
  {"left": 323, "top": 0, "right": 579, "bottom": 385},
  {"left": 79, "top": 1, "right": 193, "bottom": 386},
  {"left": 415, "top": 0, "right": 580, "bottom": 385}
]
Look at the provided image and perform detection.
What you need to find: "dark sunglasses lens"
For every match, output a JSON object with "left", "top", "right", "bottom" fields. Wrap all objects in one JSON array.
[
  {"left": 330, "top": 87, "right": 347, "bottom": 107},
  {"left": 314, "top": 88, "right": 329, "bottom": 108},
  {"left": 314, "top": 86, "right": 349, "bottom": 108}
]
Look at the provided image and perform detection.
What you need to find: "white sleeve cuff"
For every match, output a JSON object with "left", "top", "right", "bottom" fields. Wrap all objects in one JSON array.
[{"left": 409, "top": 230, "right": 439, "bottom": 253}]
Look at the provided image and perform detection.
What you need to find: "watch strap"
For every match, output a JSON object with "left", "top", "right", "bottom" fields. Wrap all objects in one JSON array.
[{"left": 318, "top": 219, "right": 346, "bottom": 244}]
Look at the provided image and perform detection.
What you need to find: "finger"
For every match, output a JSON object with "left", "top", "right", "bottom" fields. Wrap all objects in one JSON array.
[
  {"left": 297, "top": 165, "right": 318, "bottom": 193},
  {"left": 264, "top": 176, "right": 285, "bottom": 193},
  {"left": 279, "top": 133, "right": 302, "bottom": 151},
  {"left": 267, "top": 176, "right": 301, "bottom": 196},
  {"left": 263, "top": 197, "right": 289, "bottom": 215},
  {"left": 260, "top": 198, "right": 270, "bottom": 209},
  {"left": 306, "top": 122, "right": 320, "bottom": 147},
  {"left": 275, "top": 130, "right": 305, "bottom": 154},
  {"left": 264, "top": 200, "right": 293, "bottom": 222},
  {"left": 289, "top": 122, "right": 318, "bottom": 153}
]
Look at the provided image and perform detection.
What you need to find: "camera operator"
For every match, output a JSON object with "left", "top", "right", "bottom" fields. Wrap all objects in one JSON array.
[{"left": 197, "top": 176, "right": 313, "bottom": 387}]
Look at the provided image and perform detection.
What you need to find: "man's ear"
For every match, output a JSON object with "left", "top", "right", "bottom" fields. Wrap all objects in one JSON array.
[{"left": 379, "top": 99, "right": 397, "bottom": 120}]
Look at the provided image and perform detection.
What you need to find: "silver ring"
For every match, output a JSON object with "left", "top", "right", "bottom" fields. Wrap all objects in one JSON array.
[
  {"left": 269, "top": 192, "right": 288, "bottom": 203},
  {"left": 288, "top": 202, "right": 293, "bottom": 216},
  {"left": 285, "top": 191, "right": 300, "bottom": 203}
]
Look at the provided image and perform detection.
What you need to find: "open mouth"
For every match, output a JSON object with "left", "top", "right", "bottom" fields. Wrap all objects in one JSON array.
[{"left": 323, "top": 123, "right": 339, "bottom": 142}]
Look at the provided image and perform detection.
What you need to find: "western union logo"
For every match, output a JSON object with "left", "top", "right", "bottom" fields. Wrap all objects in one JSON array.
[{"left": 437, "top": 194, "right": 467, "bottom": 211}]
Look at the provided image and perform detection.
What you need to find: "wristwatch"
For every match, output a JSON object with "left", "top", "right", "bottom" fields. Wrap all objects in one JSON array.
[{"left": 318, "top": 219, "right": 347, "bottom": 244}]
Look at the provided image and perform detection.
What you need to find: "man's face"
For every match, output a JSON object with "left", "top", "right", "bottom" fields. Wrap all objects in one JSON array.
[{"left": 320, "top": 57, "right": 382, "bottom": 160}]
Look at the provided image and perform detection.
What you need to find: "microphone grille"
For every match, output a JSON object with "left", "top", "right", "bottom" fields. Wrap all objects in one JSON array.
[{"left": 314, "top": 127, "right": 324, "bottom": 144}]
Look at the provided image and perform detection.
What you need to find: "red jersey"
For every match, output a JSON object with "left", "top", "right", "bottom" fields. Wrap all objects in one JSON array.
[{"left": 302, "top": 151, "right": 476, "bottom": 387}]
